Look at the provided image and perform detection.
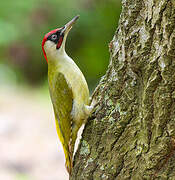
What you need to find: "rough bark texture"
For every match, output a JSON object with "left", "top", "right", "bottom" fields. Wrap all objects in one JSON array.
[{"left": 71, "top": 0, "right": 175, "bottom": 179}]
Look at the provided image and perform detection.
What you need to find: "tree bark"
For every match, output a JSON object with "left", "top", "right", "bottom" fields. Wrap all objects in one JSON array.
[{"left": 71, "top": 0, "right": 175, "bottom": 179}]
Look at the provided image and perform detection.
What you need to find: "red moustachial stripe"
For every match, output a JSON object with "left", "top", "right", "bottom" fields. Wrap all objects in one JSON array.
[
  {"left": 42, "top": 28, "right": 60, "bottom": 63},
  {"left": 57, "top": 36, "right": 63, "bottom": 49}
]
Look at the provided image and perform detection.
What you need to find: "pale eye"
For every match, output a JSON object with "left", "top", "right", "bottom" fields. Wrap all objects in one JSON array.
[{"left": 51, "top": 34, "right": 57, "bottom": 40}]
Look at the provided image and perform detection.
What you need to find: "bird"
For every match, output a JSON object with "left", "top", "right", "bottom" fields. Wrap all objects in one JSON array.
[{"left": 41, "top": 15, "right": 93, "bottom": 174}]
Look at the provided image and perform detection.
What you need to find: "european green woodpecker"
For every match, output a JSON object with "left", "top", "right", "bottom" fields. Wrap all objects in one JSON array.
[{"left": 41, "top": 15, "right": 92, "bottom": 174}]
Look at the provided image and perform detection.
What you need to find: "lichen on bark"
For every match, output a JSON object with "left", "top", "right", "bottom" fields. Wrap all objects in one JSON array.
[{"left": 70, "top": 0, "right": 175, "bottom": 179}]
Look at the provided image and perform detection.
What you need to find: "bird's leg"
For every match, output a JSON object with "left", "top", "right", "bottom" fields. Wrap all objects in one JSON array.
[
  {"left": 84, "top": 98, "right": 98, "bottom": 116},
  {"left": 84, "top": 105, "right": 94, "bottom": 116}
]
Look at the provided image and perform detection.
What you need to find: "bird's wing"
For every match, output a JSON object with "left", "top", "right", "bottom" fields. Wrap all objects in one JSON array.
[{"left": 49, "top": 72, "right": 73, "bottom": 173}]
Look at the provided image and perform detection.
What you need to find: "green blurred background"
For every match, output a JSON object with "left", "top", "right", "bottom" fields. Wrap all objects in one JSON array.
[{"left": 0, "top": 0, "right": 121, "bottom": 179}]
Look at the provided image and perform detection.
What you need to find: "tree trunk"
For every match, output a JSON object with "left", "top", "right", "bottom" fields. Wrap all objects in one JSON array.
[{"left": 71, "top": 0, "right": 175, "bottom": 179}]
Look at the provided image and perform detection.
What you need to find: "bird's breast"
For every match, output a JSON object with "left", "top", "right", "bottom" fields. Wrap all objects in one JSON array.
[
  {"left": 48, "top": 55, "right": 89, "bottom": 106},
  {"left": 59, "top": 59, "right": 89, "bottom": 106}
]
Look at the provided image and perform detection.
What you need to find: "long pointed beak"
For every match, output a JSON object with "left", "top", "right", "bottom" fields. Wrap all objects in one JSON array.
[{"left": 61, "top": 15, "right": 80, "bottom": 35}]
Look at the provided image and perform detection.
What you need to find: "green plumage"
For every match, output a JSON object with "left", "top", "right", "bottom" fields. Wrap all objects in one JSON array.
[
  {"left": 47, "top": 57, "right": 90, "bottom": 174},
  {"left": 43, "top": 15, "right": 91, "bottom": 174},
  {"left": 50, "top": 72, "right": 73, "bottom": 145},
  {"left": 49, "top": 71, "right": 74, "bottom": 172}
]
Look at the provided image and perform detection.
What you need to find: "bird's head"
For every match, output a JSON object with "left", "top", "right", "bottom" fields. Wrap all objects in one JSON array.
[{"left": 42, "top": 15, "right": 79, "bottom": 63}]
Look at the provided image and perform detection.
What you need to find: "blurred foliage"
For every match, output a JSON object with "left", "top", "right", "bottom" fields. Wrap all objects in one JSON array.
[{"left": 0, "top": 0, "right": 121, "bottom": 90}]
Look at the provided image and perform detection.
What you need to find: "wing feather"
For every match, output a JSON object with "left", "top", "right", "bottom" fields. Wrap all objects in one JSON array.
[{"left": 49, "top": 72, "right": 73, "bottom": 173}]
